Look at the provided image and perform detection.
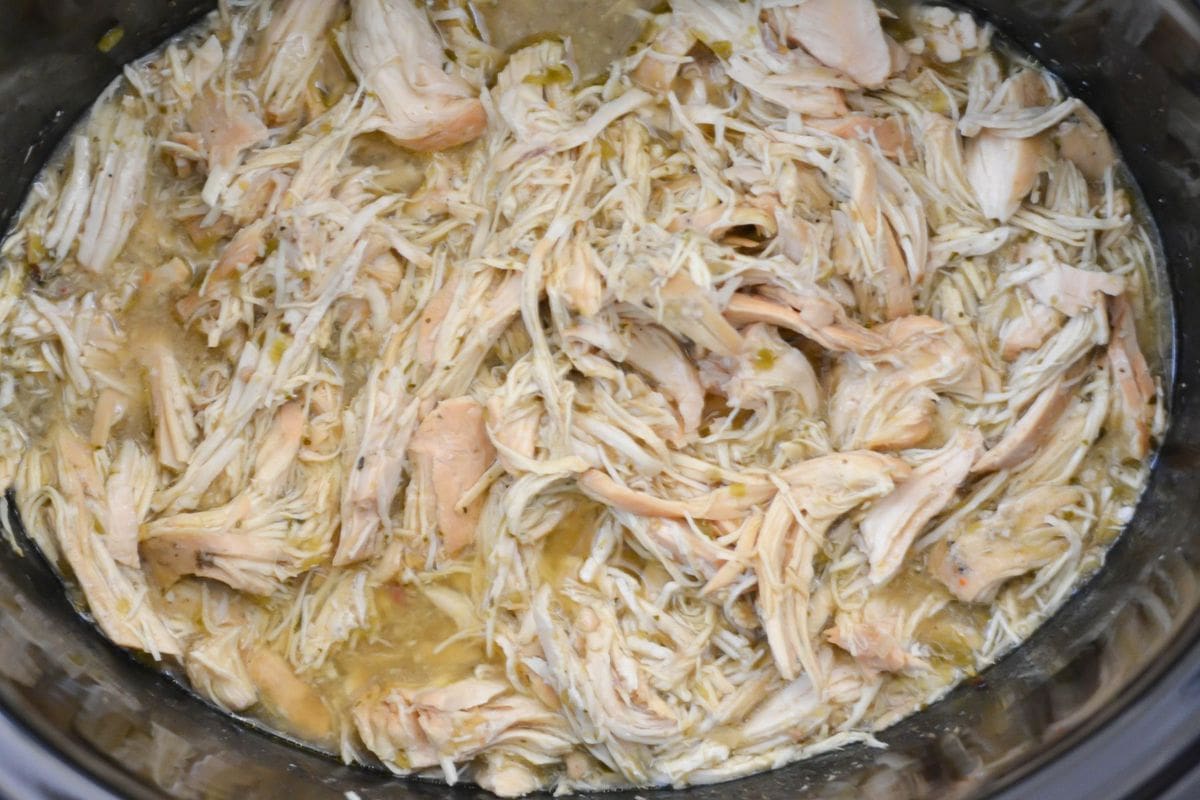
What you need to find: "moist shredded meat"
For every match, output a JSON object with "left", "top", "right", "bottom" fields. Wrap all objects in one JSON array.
[{"left": 0, "top": 0, "right": 1165, "bottom": 795}]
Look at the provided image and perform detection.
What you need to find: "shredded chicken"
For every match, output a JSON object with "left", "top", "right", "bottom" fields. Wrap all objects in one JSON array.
[
  {"left": 346, "top": 0, "right": 487, "bottom": 151},
  {"left": 828, "top": 316, "right": 983, "bottom": 450},
  {"left": 965, "top": 130, "right": 1045, "bottom": 221},
  {"left": 860, "top": 430, "right": 982, "bottom": 584},
  {"left": 930, "top": 485, "right": 1086, "bottom": 602},
  {"left": 768, "top": 0, "right": 896, "bottom": 88},
  {"left": 825, "top": 593, "right": 938, "bottom": 675},
  {"left": 408, "top": 396, "right": 496, "bottom": 556},
  {"left": 354, "top": 676, "right": 572, "bottom": 782},
  {"left": 0, "top": 0, "right": 1164, "bottom": 796},
  {"left": 1107, "top": 294, "right": 1158, "bottom": 459}
]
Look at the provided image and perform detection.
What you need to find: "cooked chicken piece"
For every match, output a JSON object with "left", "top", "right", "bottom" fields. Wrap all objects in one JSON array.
[
  {"left": 809, "top": 115, "right": 913, "bottom": 161},
  {"left": 49, "top": 427, "right": 180, "bottom": 657},
  {"left": 999, "top": 297, "right": 1061, "bottom": 360},
  {"left": 665, "top": 0, "right": 757, "bottom": 55},
  {"left": 930, "top": 484, "right": 1083, "bottom": 602},
  {"left": 494, "top": 40, "right": 580, "bottom": 142},
  {"left": 1107, "top": 294, "right": 1157, "bottom": 459},
  {"left": 1008, "top": 376, "right": 1109, "bottom": 493},
  {"left": 80, "top": 306, "right": 135, "bottom": 396},
  {"left": 829, "top": 316, "right": 982, "bottom": 450},
  {"left": 1056, "top": 113, "right": 1116, "bottom": 182},
  {"left": 845, "top": 138, "right": 882, "bottom": 227},
  {"left": 252, "top": 401, "right": 305, "bottom": 492},
  {"left": 288, "top": 569, "right": 372, "bottom": 670},
  {"left": 876, "top": 224, "right": 915, "bottom": 320},
  {"left": 934, "top": 276, "right": 994, "bottom": 369},
  {"left": 973, "top": 376, "right": 1074, "bottom": 473},
  {"left": 163, "top": 128, "right": 203, "bottom": 178},
  {"left": 623, "top": 325, "right": 705, "bottom": 440},
  {"left": 416, "top": 276, "right": 459, "bottom": 370},
  {"left": 141, "top": 257, "right": 192, "bottom": 299},
  {"left": 256, "top": 0, "right": 341, "bottom": 121},
  {"left": 960, "top": 62, "right": 1082, "bottom": 140},
  {"left": 102, "top": 440, "right": 155, "bottom": 568},
  {"left": 735, "top": 668, "right": 825, "bottom": 748},
  {"left": 244, "top": 646, "right": 334, "bottom": 741},
  {"left": 756, "top": 452, "right": 909, "bottom": 680},
  {"left": 964, "top": 129, "right": 1045, "bottom": 222},
  {"left": 51, "top": 420, "right": 105, "bottom": 496},
  {"left": 137, "top": 339, "right": 199, "bottom": 472},
  {"left": 578, "top": 469, "right": 774, "bottom": 521},
  {"left": 141, "top": 500, "right": 303, "bottom": 595},
  {"left": 769, "top": 0, "right": 893, "bottom": 88},
  {"left": 725, "top": 291, "right": 885, "bottom": 354},
  {"left": 1006, "top": 303, "right": 1110, "bottom": 410},
  {"left": 21, "top": 294, "right": 93, "bottom": 395},
  {"left": 141, "top": 522, "right": 300, "bottom": 597},
  {"left": 409, "top": 396, "right": 496, "bottom": 556},
  {"left": 866, "top": 143, "right": 929, "bottom": 283},
  {"left": 549, "top": 235, "right": 606, "bottom": 317},
  {"left": 562, "top": 316, "right": 630, "bottom": 373},
  {"left": 769, "top": 216, "right": 815, "bottom": 270},
  {"left": 843, "top": 141, "right": 914, "bottom": 319},
  {"left": 700, "top": 511, "right": 762, "bottom": 595},
  {"left": 422, "top": 272, "right": 524, "bottom": 396},
  {"left": 825, "top": 595, "right": 935, "bottom": 674},
  {"left": 43, "top": 135, "right": 94, "bottom": 262},
  {"left": 205, "top": 220, "right": 268, "bottom": 290},
  {"left": 772, "top": 159, "right": 830, "bottom": 208},
  {"left": 1027, "top": 262, "right": 1124, "bottom": 316},
  {"left": 699, "top": 323, "right": 821, "bottom": 413},
  {"left": 860, "top": 430, "right": 982, "bottom": 584},
  {"left": 573, "top": 408, "right": 671, "bottom": 478},
  {"left": 150, "top": 329, "right": 294, "bottom": 513},
  {"left": 724, "top": 49, "right": 851, "bottom": 118},
  {"left": 186, "top": 88, "right": 269, "bottom": 206},
  {"left": 827, "top": 614, "right": 920, "bottom": 673},
  {"left": 668, "top": 0, "right": 850, "bottom": 117},
  {"left": 175, "top": 210, "right": 234, "bottom": 251},
  {"left": 653, "top": 272, "right": 744, "bottom": 358},
  {"left": 911, "top": 6, "right": 984, "bottom": 63},
  {"left": 747, "top": 72, "right": 848, "bottom": 119},
  {"left": 184, "top": 36, "right": 223, "bottom": 96},
  {"left": 186, "top": 629, "right": 258, "bottom": 711},
  {"left": 68, "top": 102, "right": 152, "bottom": 272},
  {"left": 486, "top": 395, "right": 542, "bottom": 474},
  {"left": 919, "top": 112, "right": 978, "bottom": 215},
  {"left": 495, "top": 40, "right": 650, "bottom": 166},
  {"left": 669, "top": 201, "right": 778, "bottom": 243},
  {"left": 1011, "top": 241, "right": 1125, "bottom": 317},
  {"left": 44, "top": 103, "right": 148, "bottom": 272},
  {"left": 530, "top": 588, "right": 677, "bottom": 780},
  {"left": 571, "top": 605, "right": 682, "bottom": 741},
  {"left": 338, "top": 367, "right": 418, "bottom": 565},
  {"left": 632, "top": 23, "right": 694, "bottom": 93},
  {"left": 346, "top": 0, "right": 486, "bottom": 151},
  {"left": 354, "top": 675, "right": 571, "bottom": 783},
  {"left": 623, "top": 515, "right": 731, "bottom": 582},
  {"left": 477, "top": 755, "right": 546, "bottom": 799}
]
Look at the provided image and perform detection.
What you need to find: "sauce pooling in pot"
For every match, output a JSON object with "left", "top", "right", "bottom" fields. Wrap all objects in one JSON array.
[{"left": 0, "top": 0, "right": 1167, "bottom": 794}]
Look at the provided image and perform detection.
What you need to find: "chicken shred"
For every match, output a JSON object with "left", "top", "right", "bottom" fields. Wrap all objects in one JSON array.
[
  {"left": 768, "top": 0, "right": 895, "bottom": 89},
  {"left": 829, "top": 316, "right": 983, "bottom": 451},
  {"left": 860, "top": 430, "right": 982, "bottom": 584},
  {"left": 408, "top": 396, "right": 496, "bottom": 556},
  {"left": 346, "top": 0, "right": 486, "bottom": 151}
]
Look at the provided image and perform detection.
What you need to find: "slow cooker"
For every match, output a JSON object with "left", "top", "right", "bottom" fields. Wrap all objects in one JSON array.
[{"left": 2, "top": 0, "right": 1200, "bottom": 798}]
